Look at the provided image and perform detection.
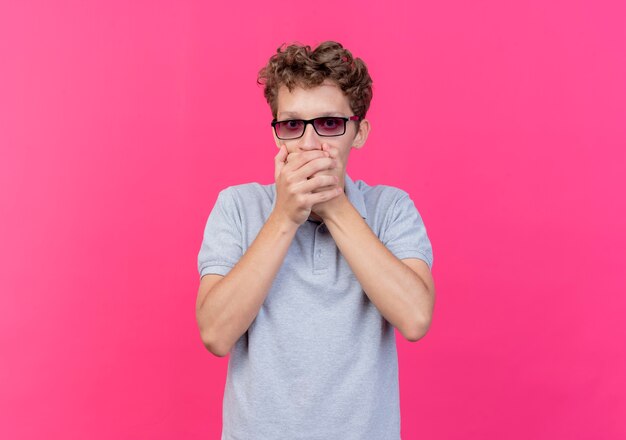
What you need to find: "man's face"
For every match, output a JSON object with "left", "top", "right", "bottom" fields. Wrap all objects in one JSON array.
[{"left": 272, "top": 79, "right": 370, "bottom": 185}]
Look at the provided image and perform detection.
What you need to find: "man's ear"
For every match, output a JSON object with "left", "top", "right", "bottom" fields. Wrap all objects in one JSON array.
[{"left": 352, "top": 119, "right": 370, "bottom": 149}]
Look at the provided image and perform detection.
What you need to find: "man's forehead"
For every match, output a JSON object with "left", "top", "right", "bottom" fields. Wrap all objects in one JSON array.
[
  {"left": 276, "top": 84, "right": 351, "bottom": 119},
  {"left": 279, "top": 79, "right": 339, "bottom": 93},
  {"left": 278, "top": 110, "right": 345, "bottom": 118}
]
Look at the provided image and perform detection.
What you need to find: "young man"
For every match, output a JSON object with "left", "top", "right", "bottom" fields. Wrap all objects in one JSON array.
[{"left": 196, "top": 41, "right": 435, "bottom": 440}]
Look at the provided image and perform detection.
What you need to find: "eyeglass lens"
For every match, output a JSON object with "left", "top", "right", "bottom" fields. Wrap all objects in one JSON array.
[{"left": 275, "top": 117, "right": 346, "bottom": 139}]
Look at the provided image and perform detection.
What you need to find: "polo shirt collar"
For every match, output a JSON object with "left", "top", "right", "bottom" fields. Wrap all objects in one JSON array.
[{"left": 270, "top": 172, "right": 367, "bottom": 220}]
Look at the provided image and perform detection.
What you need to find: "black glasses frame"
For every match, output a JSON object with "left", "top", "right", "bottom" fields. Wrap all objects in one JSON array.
[{"left": 271, "top": 115, "right": 360, "bottom": 140}]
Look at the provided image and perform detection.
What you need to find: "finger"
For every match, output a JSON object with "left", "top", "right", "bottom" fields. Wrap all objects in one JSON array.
[
  {"left": 323, "top": 143, "right": 339, "bottom": 160},
  {"left": 286, "top": 150, "right": 325, "bottom": 172},
  {"left": 285, "top": 150, "right": 328, "bottom": 173},
  {"left": 295, "top": 156, "right": 336, "bottom": 181},
  {"left": 301, "top": 174, "right": 338, "bottom": 193},
  {"left": 274, "top": 145, "right": 288, "bottom": 180},
  {"left": 286, "top": 150, "right": 323, "bottom": 164},
  {"left": 307, "top": 185, "right": 343, "bottom": 205}
]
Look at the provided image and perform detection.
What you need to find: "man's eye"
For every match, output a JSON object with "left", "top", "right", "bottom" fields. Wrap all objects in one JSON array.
[
  {"left": 284, "top": 120, "right": 302, "bottom": 130},
  {"left": 322, "top": 118, "right": 339, "bottom": 127}
]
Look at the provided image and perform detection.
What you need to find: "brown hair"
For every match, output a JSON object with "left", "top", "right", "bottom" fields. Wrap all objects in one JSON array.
[{"left": 257, "top": 41, "right": 373, "bottom": 120}]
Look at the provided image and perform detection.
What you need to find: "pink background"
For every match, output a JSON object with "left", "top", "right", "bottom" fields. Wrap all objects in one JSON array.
[{"left": 1, "top": 1, "right": 625, "bottom": 439}]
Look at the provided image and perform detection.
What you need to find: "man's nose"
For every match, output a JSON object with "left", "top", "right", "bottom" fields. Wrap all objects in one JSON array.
[{"left": 298, "top": 123, "right": 323, "bottom": 151}]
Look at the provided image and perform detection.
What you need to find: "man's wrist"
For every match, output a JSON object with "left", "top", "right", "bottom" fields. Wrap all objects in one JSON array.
[
  {"left": 318, "top": 191, "right": 350, "bottom": 222},
  {"left": 268, "top": 210, "right": 300, "bottom": 234}
]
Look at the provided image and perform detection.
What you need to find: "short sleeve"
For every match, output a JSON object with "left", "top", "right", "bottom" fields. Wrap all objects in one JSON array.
[
  {"left": 197, "top": 188, "right": 244, "bottom": 279},
  {"left": 381, "top": 192, "right": 434, "bottom": 270}
]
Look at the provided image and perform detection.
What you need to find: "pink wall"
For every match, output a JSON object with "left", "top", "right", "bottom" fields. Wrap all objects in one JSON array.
[{"left": 1, "top": 1, "right": 625, "bottom": 438}]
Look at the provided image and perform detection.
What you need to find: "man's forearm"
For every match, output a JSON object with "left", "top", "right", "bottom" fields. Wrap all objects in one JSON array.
[
  {"left": 323, "top": 196, "right": 433, "bottom": 341},
  {"left": 197, "top": 212, "right": 298, "bottom": 356}
]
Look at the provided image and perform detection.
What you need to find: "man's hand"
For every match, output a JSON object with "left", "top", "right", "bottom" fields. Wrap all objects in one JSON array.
[
  {"left": 273, "top": 144, "right": 343, "bottom": 227},
  {"left": 308, "top": 143, "right": 347, "bottom": 219}
]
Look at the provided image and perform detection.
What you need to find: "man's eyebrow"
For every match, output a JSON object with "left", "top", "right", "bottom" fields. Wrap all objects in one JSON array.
[{"left": 278, "top": 111, "right": 344, "bottom": 119}]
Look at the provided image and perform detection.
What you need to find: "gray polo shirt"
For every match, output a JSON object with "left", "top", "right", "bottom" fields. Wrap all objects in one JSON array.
[{"left": 197, "top": 173, "right": 433, "bottom": 440}]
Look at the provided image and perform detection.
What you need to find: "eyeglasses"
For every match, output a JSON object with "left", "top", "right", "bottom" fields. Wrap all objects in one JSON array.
[{"left": 271, "top": 115, "right": 360, "bottom": 140}]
